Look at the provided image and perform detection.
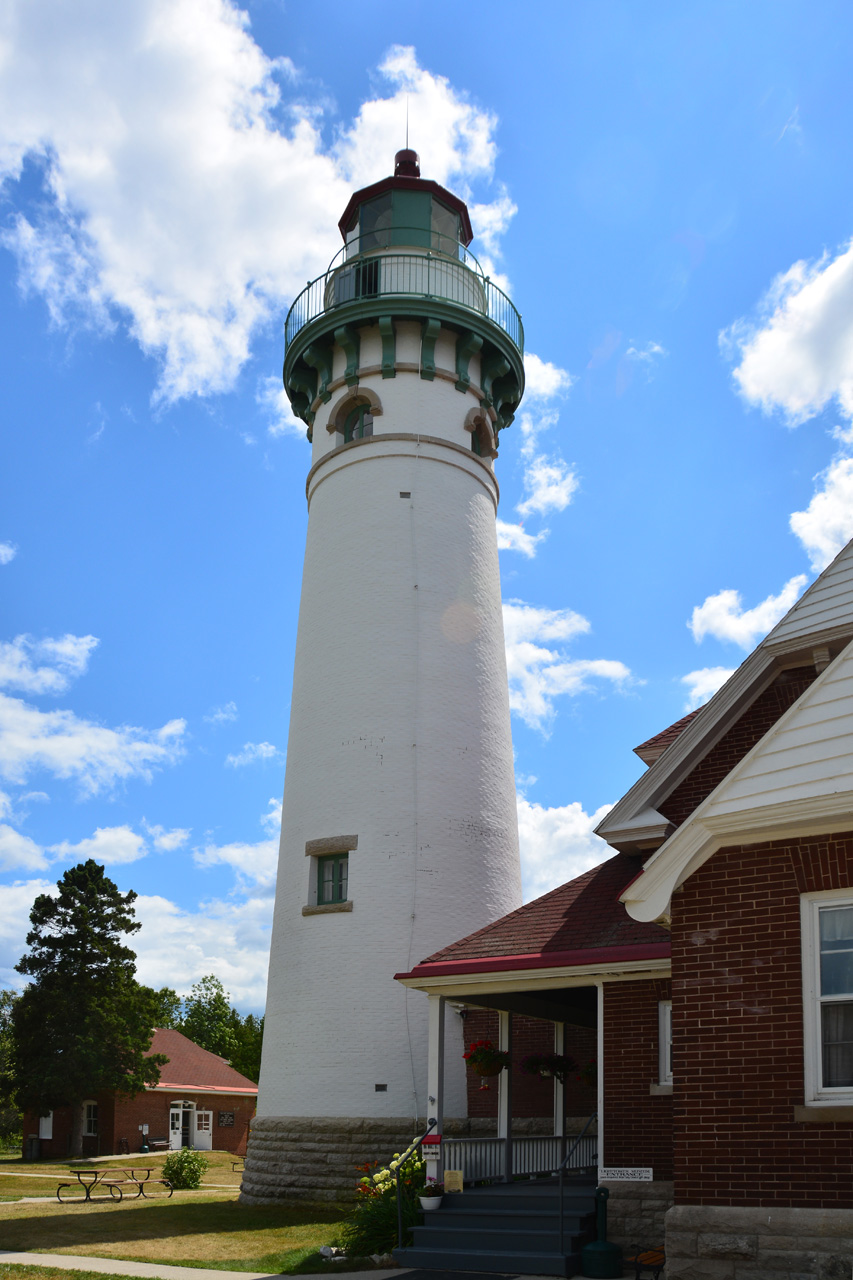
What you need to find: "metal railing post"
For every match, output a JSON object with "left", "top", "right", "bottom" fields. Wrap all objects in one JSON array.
[{"left": 393, "top": 1116, "right": 437, "bottom": 1251}]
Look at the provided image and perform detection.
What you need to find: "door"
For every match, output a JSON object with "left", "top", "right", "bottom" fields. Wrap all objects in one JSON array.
[
  {"left": 194, "top": 1110, "right": 213, "bottom": 1151},
  {"left": 169, "top": 1107, "right": 182, "bottom": 1150}
]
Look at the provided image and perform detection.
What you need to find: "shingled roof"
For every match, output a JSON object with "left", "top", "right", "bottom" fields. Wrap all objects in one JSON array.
[
  {"left": 634, "top": 708, "right": 703, "bottom": 766},
  {"left": 145, "top": 1028, "right": 258, "bottom": 1095},
  {"left": 398, "top": 853, "right": 670, "bottom": 980}
]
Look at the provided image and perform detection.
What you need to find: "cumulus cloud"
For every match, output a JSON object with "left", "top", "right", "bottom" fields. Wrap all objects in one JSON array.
[
  {"left": 0, "top": 692, "right": 185, "bottom": 796},
  {"left": 0, "top": 8, "right": 509, "bottom": 405},
  {"left": 503, "top": 601, "right": 632, "bottom": 731},
  {"left": 203, "top": 700, "right": 238, "bottom": 725},
  {"left": 469, "top": 190, "right": 517, "bottom": 257},
  {"left": 0, "top": 543, "right": 17, "bottom": 565},
  {"left": 495, "top": 519, "right": 547, "bottom": 559},
  {"left": 790, "top": 454, "right": 853, "bottom": 572},
  {"left": 688, "top": 575, "right": 808, "bottom": 648},
  {"left": 517, "top": 796, "right": 613, "bottom": 901},
  {"left": 722, "top": 241, "right": 853, "bottom": 425},
  {"left": 516, "top": 455, "right": 579, "bottom": 519},
  {"left": 680, "top": 666, "right": 736, "bottom": 711},
  {"left": 256, "top": 376, "right": 306, "bottom": 439},
  {"left": 49, "top": 824, "right": 148, "bottom": 866},
  {"left": 261, "top": 797, "right": 282, "bottom": 834},
  {"left": 142, "top": 820, "right": 191, "bottom": 851},
  {"left": 523, "top": 353, "right": 575, "bottom": 402},
  {"left": 193, "top": 836, "right": 278, "bottom": 894},
  {"left": 0, "top": 877, "right": 54, "bottom": 989},
  {"left": 0, "top": 823, "right": 47, "bottom": 872},
  {"left": 225, "top": 741, "right": 281, "bottom": 768},
  {"left": 0, "top": 633, "right": 99, "bottom": 695}
]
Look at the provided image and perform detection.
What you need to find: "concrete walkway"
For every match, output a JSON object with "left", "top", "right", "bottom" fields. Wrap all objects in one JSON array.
[{"left": 0, "top": 1253, "right": 410, "bottom": 1280}]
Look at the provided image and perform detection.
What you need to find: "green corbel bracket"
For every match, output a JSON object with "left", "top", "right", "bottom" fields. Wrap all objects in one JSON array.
[
  {"left": 480, "top": 349, "right": 511, "bottom": 406},
  {"left": 420, "top": 318, "right": 441, "bottom": 381},
  {"left": 303, "top": 339, "right": 334, "bottom": 404},
  {"left": 287, "top": 363, "right": 318, "bottom": 425},
  {"left": 378, "top": 316, "right": 396, "bottom": 379},
  {"left": 455, "top": 329, "right": 483, "bottom": 392},
  {"left": 492, "top": 373, "right": 521, "bottom": 433},
  {"left": 306, "top": 425, "right": 314, "bottom": 443},
  {"left": 334, "top": 324, "right": 360, "bottom": 386}
]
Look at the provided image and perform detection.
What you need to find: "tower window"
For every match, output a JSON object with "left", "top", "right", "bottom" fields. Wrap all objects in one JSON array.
[
  {"left": 317, "top": 854, "right": 348, "bottom": 905},
  {"left": 344, "top": 404, "right": 373, "bottom": 443}
]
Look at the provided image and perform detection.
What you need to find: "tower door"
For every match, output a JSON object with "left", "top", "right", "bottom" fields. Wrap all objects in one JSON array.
[
  {"left": 169, "top": 1107, "right": 182, "bottom": 1150},
  {"left": 194, "top": 1110, "right": 213, "bottom": 1151}
]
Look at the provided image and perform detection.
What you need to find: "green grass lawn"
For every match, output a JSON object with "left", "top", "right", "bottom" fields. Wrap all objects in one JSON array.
[{"left": 0, "top": 1153, "right": 355, "bottom": 1274}]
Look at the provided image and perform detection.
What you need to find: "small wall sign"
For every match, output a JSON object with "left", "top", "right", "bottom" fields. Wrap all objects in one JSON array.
[
  {"left": 444, "top": 1170, "right": 463, "bottom": 1193},
  {"left": 218, "top": 1111, "right": 235, "bottom": 1127},
  {"left": 598, "top": 1167, "right": 653, "bottom": 1181}
]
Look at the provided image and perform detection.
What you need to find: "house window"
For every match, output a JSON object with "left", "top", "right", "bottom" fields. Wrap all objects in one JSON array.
[
  {"left": 38, "top": 1112, "right": 53, "bottom": 1140},
  {"left": 317, "top": 854, "right": 348, "bottom": 905},
  {"left": 84, "top": 1101, "right": 98, "bottom": 1136},
  {"left": 344, "top": 404, "right": 373, "bottom": 443},
  {"left": 802, "top": 890, "right": 853, "bottom": 1102},
  {"left": 658, "top": 1001, "right": 673, "bottom": 1085}
]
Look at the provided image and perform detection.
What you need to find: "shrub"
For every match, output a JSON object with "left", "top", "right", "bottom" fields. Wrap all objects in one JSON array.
[
  {"left": 162, "top": 1147, "right": 210, "bottom": 1189},
  {"left": 338, "top": 1153, "right": 426, "bottom": 1256}
]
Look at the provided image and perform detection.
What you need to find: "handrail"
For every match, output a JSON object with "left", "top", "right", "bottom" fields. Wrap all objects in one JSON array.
[
  {"left": 558, "top": 1112, "right": 597, "bottom": 1255},
  {"left": 392, "top": 1116, "right": 437, "bottom": 1250},
  {"left": 327, "top": 227, "right": 483, "bottom": 274}
]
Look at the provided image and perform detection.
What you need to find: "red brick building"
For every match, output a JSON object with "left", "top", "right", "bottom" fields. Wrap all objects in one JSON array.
[
  {"left": 398, "top": 537, "right": 853, "bottom": 1276},
  {"left": 24, "top": 1028, "right": 257, "bottom": 1160}
]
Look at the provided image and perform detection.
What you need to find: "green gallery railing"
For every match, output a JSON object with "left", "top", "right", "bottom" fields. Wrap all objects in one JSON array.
[{"left": 285, "top": 236, "right": 523, "bottom": 356}]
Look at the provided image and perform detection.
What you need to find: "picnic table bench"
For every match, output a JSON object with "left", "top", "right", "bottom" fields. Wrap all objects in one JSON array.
[{"left": 56, "top": 1165, "right": 173, "bottom": 1204}]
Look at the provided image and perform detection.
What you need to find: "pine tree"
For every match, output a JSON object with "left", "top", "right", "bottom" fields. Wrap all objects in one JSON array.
[{"left": 11, "top": 860, "right": 167, "bottom": 1158}]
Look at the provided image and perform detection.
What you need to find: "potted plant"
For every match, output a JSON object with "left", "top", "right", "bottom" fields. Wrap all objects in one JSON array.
[
  {"left": 463, "top": 1039, "right": 510, "bottom": 1089},
  {"left": 419, "top": 1180, "right": 444, "bottom": 1210},
  {"left": 520, "top": 1052, "right": 577, "bottom": 1083},
  {"left": 578, "top": 1058, "right": 597, "bottom": 1087}
]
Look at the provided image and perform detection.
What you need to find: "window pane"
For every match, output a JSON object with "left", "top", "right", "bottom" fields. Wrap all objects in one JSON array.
[
  {"left": 822, "top": 1002, "right": 853, "bottom": 1087},
  {"left": 820, "top": 907, "right": 853, "bottom": 995},
  {"left": 360, "top": 194, "right": 392, "bottom": 251},
  {"left": 431, "top": 199, "right": 459, "bottom": 255},
  {"left": 337, "top": 857, "right": 348, "bottom": 901}
]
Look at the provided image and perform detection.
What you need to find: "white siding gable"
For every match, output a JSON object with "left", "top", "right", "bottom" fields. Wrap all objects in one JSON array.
[{"left": 764, "top": 538, "right": 853, "bottom": 649}]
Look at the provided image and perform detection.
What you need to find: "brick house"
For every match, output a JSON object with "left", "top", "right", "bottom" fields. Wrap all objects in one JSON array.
[
  {"left": 399, "top": 537, "right": 853, "bottom": 1276},
  {"left": 24, "top": 1027, "right": 257, "bottom": 1160}
]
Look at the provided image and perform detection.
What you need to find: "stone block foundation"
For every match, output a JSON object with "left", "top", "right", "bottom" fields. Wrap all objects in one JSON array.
[
  {"left": 600, "top": 1180, "right": 673, "bottom": 1254},
  {"left": 665, "top": 1204, "right": 853, "bottom": 1279}
]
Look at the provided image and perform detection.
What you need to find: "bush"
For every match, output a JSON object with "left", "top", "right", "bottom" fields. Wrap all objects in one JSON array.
[
  {"left": 338, "top": 1153, "right": 427, "bottom": 1257},
  {"left": 162, "top": 1147, "right": 210, "bottom": 1189}
]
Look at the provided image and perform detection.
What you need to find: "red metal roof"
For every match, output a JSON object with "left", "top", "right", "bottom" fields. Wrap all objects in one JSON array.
[
  {"left": 398, "top": 853, "right": 670, "bottom": 980},
  {"left": 338, "top": 174, "right": 474, "bottom": 245},
  {"left": 145, "top": 1028, "right": 258, "bottom": 1095},
  {"left": 633, "top": 708, "right": 703, "bottom": 766}
]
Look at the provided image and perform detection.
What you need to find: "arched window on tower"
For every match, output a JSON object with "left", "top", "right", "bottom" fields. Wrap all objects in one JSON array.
[{"left": 343, "top": 403, "right": 374, "bottom": 443}]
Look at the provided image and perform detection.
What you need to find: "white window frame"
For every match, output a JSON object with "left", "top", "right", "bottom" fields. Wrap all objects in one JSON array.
[
  {"left": 658, "top": 1000, "right": 673, "bottom": 1086},
  {"left": 38, "top": 1111, "right": 53, "bottom": 1140},
  {"left": 84, "top": 1100, "right": 98, "bottom": 1136},
  {"left": 801, "top": 888, "right": 853, "bottom": 1105}
]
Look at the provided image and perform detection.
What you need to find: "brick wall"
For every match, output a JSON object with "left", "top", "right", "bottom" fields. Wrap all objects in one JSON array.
[
  {"left": 672, "top": 830, "right": 853, "bottom": 1208},
  {"left": 602, "top": 979, "right": 673, "bottom": 1178},
  {"left": 659, "top": 666, "right": 817, "bottom": 829},
  {"left": 464, "top": 1009, "right": 597, "bottom": 1119}
]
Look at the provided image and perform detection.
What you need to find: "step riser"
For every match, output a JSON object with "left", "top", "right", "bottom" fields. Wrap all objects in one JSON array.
[
  {"left": 427, "top": 1211, "right": 589, "bottom": 1230},
  {"left": 413, "top": 1228, "right": 588, "bottom": 1251},
  {"left": 395, "top": 1247, "right": 581, "bottom": 1276},
  {"left": 445, "top": 1194, "right": 592, "bottom": 1211}
]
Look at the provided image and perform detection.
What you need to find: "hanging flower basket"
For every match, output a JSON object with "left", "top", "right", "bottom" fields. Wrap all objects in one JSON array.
[
  {"left": 463, "top": 1040, "right": 510, "bottom": 1090},
  {"left": 520, "top": 1052, "right": 578, "bottom": 1084}
]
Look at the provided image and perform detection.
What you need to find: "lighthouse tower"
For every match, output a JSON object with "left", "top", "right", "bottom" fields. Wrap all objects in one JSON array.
[{"left": 242, "top": 152, "right": 525, "bottom": 1203}]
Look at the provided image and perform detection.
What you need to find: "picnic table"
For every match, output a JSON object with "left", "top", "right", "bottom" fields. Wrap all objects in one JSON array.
[{"left": 56, "top": 1165, "right": 173, "bottom": 1203}]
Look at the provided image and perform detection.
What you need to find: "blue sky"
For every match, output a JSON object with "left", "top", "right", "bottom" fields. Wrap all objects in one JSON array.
[{"left": 2, "top": 0, "right": 853, "bottom": 1010}]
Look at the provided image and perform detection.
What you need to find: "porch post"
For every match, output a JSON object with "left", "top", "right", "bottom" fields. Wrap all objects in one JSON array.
[
  {"left": 426, "top": 994, "right": 445, "bottom": 1180},
  {"left": 498, "top": 1010, "right": 513, "bottom": 1182},
  {"left": 553, "top": 1021, "right": 565, "bottom": 1159}
]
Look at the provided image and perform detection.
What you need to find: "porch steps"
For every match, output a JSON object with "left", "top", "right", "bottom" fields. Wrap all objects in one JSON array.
[{"left": 394, "top": 1178, "right": 597, "bottom": 1277}]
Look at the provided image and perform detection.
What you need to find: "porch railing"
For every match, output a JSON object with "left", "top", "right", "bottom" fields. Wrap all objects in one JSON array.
[{"left": 442, "top": 1129, "right": 597, "bottom": 1184}]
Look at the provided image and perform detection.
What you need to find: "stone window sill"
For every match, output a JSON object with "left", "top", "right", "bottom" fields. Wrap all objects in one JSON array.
[
  {"left": 302, "top": 901, "right": 353, "bottom": 916},
  {"left": 793, "top": 1103, "right": 853, "bottom": 1123}
]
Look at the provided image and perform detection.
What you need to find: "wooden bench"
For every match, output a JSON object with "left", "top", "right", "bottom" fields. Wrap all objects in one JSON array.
[{"left": 625, "top": 1245, "right": 665, "bottom": 1279}]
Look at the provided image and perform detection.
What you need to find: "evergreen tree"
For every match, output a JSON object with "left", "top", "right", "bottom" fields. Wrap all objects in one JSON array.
[
  {"left": 11, "top": 860, "right": 167, "bottom": 1158},
  {"left": 228, "top": 1010, "right": 264, "bottom": 1083},
  {"left": 180, "top": 975, "right": 239, "bottom": 1062}
]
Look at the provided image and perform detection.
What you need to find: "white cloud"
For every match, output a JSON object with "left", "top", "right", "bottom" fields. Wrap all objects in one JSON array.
[
  {"left": 517, "top": 797, "right": 613, "bottom": 901},
  {"left": 203, "top": 700, "right": 238, "bottom": 725},
  {"left": 688, "top": 574, "right": 807, "bottom": 648},
  {"left": 0, "top": 877, "right": 54, "bottom": 989},
  {"left": 469, "top": 190, "right": 517, "bottom": 257},
  {"left": 0, "top": 633, "right": 99, "bottom": 695},
  {"left": 0, "top": 543, "right": 17, "bottom": 565},
  {"left": 680, "top": 666, "right": 736, "bottom": 711},
  {"left": 0, "top": 823, "right": 47, "bottom": 871},
  {"left": 0, "top": 12, "right": 509, "bottom": 404},
  {"left": 495, "top": 519, "right": 546, "bottom": 559},
  {"left": 790, "top": 455, "right": 853, "bottom": 572},
  {"left": 193, "top": 836, "right": 278, "bottom": 894},
  {"left": 0, "top": 691, "right": 185, "bottom": 796},
  {"left": 516, "top": 455, "right": 579, "bottom": 519},
  {"left": 625, "top": 341, "right": 668, "bottom": 373},
  {"left": 256, "top": 376, "right": 306, "bottom": 440},
  {"left": 225, "top": 740, "right": 281, "bottom": 768},
  {"left": 503, "top": 601, "right": 632, "bottom": 731},
  {"left": 722, "top": 241, "right": 853, "bottom": 425},
  {"left": 49, "top": 824, "right": 148, "bottom": 866},
  {"left": 261, "top": 797, "right": 282, "bottom": 835},
  {"left": 142, "top": 820, "right": 191, "bottom": 851},
  {"left": 523, "top": 354, "right": 575, "bottom": 402}
]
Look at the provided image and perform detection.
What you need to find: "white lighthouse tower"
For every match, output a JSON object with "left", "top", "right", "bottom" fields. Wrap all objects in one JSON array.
[{"left": 242, "top": 152, "right": 525, "bottom": 1203}]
